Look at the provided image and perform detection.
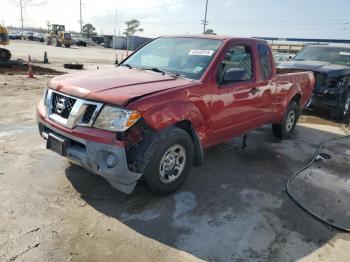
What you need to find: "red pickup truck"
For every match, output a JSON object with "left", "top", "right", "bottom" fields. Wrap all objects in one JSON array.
[{"left": 37, "top": 35, "right": 314, "bottom": 194}]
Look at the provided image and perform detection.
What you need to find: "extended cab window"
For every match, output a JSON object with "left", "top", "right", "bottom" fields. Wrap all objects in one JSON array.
[
  {"left": 258, "top": 44, "right": 273, "bottom": 80},
  {"left": 218, "top": 45, "right": 253, "bottom": 84}
]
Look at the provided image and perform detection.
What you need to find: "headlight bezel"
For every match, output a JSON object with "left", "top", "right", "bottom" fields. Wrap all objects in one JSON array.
[{"left": 93, "top": 105, "right": 141, "bottom": 132}]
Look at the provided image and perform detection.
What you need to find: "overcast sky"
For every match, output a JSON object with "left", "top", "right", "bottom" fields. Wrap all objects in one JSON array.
[{"left": 2, "top": 0, "right": 350, "bottom": 39}]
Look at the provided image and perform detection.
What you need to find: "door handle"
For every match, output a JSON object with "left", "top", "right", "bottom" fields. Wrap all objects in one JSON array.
[{"left": 249, "top": 87, "right": 259, "bottom": 95}]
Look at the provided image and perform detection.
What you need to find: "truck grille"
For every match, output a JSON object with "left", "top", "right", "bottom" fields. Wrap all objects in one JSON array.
[
  {"left": 47, "top": 90, "right": 103, "bottom": 128},
  {"left": 52, "top": 93, "right": 76, "bottom": 119}
]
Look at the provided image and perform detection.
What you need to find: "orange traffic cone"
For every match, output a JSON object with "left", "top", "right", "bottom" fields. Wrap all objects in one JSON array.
[{"left": 28, "top": 55, "right": 34, "bottom": 78}]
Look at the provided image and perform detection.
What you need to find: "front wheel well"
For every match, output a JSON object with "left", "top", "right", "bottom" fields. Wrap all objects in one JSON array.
[
  {"left": 291, "top": 94, "right": 301, "bottom": 105},
  {"left": 175, "top": 120, "right": 203, "bottom": 166}
]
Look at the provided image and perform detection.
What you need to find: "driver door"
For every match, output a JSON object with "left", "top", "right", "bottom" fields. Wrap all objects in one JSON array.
[{"left": 209, "top": 43, "right": 263, "bottom": 144}]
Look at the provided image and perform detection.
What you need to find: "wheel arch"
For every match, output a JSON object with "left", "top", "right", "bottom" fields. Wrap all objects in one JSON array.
[
  {"left": 174, "top": 120, "right": 203, "bottom": 166},
  {"left": 291, "top": 93, "right": 302, "bottom": 106}
]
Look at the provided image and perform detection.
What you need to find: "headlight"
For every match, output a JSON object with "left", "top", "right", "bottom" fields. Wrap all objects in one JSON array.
[
  {"left": 93, "top": 106, "right": 141, "bottom": 132},
  {"left": 327, "top": 76, "right": 349, "bottom": 89},
  {"left": 337, "top": 76, "right": 349, "bottom": 88}
]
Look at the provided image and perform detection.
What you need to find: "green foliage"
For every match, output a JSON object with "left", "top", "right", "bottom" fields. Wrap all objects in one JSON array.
[
  {"left": 204, "top": 29, "right": 216, "bottom": 35},
  {"left": 82, "top": 23, "right": 97, "bottom": 38},
  {"left": 123, "top": 19, "right": 144, "bottom": 37}
]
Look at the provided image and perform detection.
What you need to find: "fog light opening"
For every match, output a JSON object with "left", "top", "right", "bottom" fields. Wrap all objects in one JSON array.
[{"left": 106, "top": 153, "right": 118, "bottom": 168}]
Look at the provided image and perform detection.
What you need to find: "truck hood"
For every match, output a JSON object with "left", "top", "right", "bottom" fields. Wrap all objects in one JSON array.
[
  {"left": 278, "top": 60, "right": 350, "bottom": 78},
  {"left": 48, "top": 66, "right": 193, "bottom": 105}
]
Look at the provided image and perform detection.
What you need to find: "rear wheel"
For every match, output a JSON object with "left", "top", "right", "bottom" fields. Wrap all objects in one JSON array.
[
  {"left": 135, "top": 127, "right": 194, "bottom": 195},
  {"left": 0, "top": 48, "right": 11, "bottom": 62},
  {"left": 272, "top": 101, "right": 299, "bottom": 139},
  {"left": 52, "top": 37, "right": 61, "bottom": 47},
  {"left": 65, "top": 44, "right": 71, "bottom": 48}
]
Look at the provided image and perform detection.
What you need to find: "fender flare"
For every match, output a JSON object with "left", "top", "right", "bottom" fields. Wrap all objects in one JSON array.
[{"left": 275, "top": 83, "right": 302, "bottom": 123}]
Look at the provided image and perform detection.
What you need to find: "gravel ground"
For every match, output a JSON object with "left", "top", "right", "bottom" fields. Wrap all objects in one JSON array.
[{"left": 1, "top": 42, "right": 350, "bottom": 262}]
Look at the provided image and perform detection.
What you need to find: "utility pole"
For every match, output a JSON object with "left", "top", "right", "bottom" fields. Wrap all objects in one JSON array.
[
  {"left": 46, "top": 21, "right": 51, "bottom": 33},
  {"left": 20, "top": 0, "right": 24, "bottom": 31},
  {"left": 79, "top": 0, "right": 83, "bottom": 36},
  {"left": 115, "top": 9, "right": 118, "bottom": 37},
  {"left": 201, "top": 0, "right": 209, "bottom": 34}
]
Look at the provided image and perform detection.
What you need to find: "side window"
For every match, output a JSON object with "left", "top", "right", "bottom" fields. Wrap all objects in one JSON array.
[
  {"left": 218, "top": 45, "right": 253, "bottom": 84},
  {"left": 258, "top": 44, "right": 273, "bottom": 80}
]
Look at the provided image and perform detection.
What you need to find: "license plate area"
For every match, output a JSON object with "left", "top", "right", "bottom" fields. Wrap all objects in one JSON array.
[{"left": 46, "top": 133, "right": 70, "bottom": 156}]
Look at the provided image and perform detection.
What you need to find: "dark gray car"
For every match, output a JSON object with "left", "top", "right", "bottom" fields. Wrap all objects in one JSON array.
[{"left": 278, "top": 45, "right": 350, "bottom": 119}]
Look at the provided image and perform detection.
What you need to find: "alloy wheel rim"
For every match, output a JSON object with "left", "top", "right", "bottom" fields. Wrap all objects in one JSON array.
[{"left": 159, "top": 144, "right": 186, "bottom": 184}]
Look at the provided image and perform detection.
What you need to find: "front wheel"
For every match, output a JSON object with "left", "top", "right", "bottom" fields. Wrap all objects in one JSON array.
[
  {"left": 331, "top": 94, "right": 350, "bottom": 120},
  {"left": 272, "top": 101, "right": 299, "bottom": 139},
  {"left": 137, "top": 127, "right": 194, "bottom": 195}
]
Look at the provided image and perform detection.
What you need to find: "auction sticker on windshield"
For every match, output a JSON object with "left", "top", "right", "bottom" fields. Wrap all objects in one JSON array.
[{"left": 189, "top": 50, "right": 214, "bottom": 56}]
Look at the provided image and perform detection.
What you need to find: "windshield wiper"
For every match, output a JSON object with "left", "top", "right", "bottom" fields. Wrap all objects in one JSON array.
[
  {"left": 121, "top": 64, "right": 144, "bottom": 71},
  {"left": 122, "top": 63, "right": 133, "bottom": 69},
  {"left": 143, "top": 67, "right": 179, "bottom": 78}
]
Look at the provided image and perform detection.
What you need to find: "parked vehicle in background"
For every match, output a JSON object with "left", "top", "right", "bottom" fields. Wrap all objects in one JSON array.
[
  {"left": 33, "top": 32, "right": 45, "bottom": 42},
  {"left": 46, "top": 24, "right": 72, "bottom": 48},
  {"left": 72, "top": 37, "right": 98, "bottom": 47},
  {"left": 37, "top": 35, "right": 314, "bottom": 194},
  {"left": 75, "top": 38, "right": 87, "bottom": 47},
  {"left": 0, "top": 25, "right": 11, "bottom": 61},
  {"left": 8, "top": 31, "right": 23, "bottom": 40},
  {"left": 273, "top": 52, "right": 294, "bottom": 65},
  {"left": 77, "top": 38, "right": 97, "bottom": 47},
  {"left": 23, "top": 31, "right": 35, "bottom": 40},
  {"left": 278, "top": 45, "right": 350, "bottom": 119}
]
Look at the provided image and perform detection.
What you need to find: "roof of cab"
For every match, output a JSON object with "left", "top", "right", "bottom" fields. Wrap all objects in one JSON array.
[{"left": 160, "top": 34, "right": 269, "bottom": 44}]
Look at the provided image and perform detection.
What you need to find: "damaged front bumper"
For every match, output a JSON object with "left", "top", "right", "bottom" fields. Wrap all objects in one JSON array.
[{"left": 37, "top": 119, "right": 142, "bottom": 194}]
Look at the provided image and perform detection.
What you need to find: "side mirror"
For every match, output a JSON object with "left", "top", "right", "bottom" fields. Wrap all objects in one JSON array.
[{"left": 221, "top": 68, "right": 247, "bottom": 83}]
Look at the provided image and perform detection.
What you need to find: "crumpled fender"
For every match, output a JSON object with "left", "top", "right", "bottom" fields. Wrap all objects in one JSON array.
[{"left": 142, "top": 100, "right": 209, "bottom": 142}]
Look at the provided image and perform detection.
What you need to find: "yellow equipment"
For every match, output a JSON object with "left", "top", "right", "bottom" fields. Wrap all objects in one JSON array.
[
  {"left": 46, "top": 24, "right": 72, "bottom": 48},
  {"left": 0, "top": 25, "right": 11, "bottom": 62}
]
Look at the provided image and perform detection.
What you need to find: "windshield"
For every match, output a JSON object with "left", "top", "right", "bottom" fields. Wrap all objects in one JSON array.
[
  {"left": 121, "top": 37, "right": 222, "bottom": 80},
  {"left": 294, "top": 46, "right": 350, "bottom": 66}
]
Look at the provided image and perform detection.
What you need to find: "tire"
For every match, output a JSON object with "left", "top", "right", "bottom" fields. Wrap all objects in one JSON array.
[
  {"left": 272, "top": 101, "right": 299, "bottom": 139},
  {"left": 0, "top": 48, "right": 11, "bottom": 62},
  {"left": 52, "top": 37, "right": 57, "bottom": 46},
  {"left": 65, "top": 44, "right": 71, "bottom": 48},
  {"left": 330, "top": 93, "right": 350, "bottom": 120},
  {"left": 135, "top": 127, "right": 194, "bottom": 195}
]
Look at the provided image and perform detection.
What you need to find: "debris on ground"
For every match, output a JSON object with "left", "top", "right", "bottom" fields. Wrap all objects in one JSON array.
[
  {"left": 9, "top": 243, "right": 41, "bottom": 261},
  {"left": 64, "top": 63, "right": 84, "bottom": 70},
  {"left": 0, "top": 59, "right": 63, "bottom": 75}
]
